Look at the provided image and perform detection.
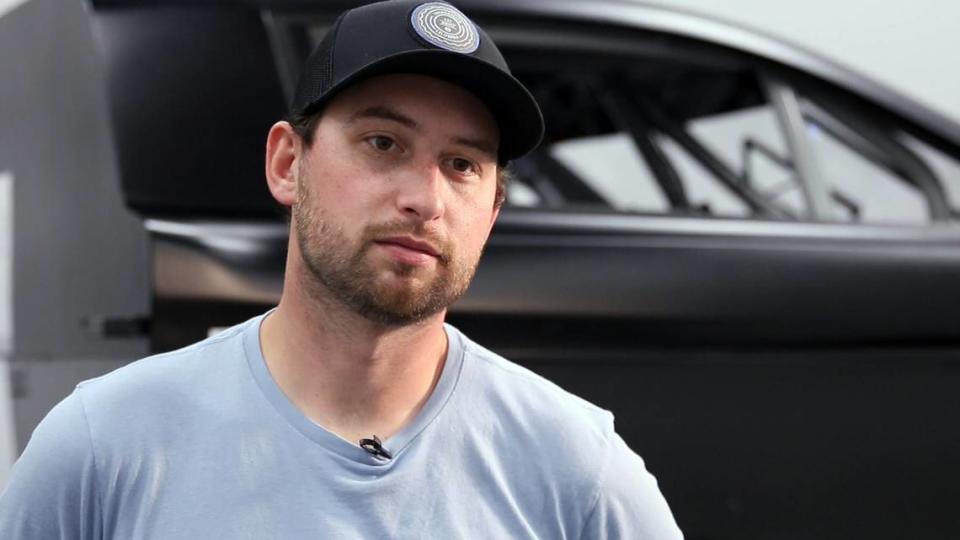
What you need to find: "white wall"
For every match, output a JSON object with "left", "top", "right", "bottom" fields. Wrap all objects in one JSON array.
[
  {"left": 667, "top": 0, "right": 960, "bottom": 123},
  {"left": 0, "top": 0, "right": 27, "bottom": 18}
]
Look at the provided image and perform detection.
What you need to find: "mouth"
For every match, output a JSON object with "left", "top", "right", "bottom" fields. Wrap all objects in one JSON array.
[
  {"left": 376, "top": 236, "right": 440, "bottom": 257},
  {"left": 373, "top": 236, "right": 443, "bottom": 265}
]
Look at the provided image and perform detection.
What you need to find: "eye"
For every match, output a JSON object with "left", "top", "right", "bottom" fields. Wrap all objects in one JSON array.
[
  {"left": 367, "top": 135, "right": 398, "bottom": 152},
  {"left": 449, "top": 157, "right": 478, "bottom": 175}
]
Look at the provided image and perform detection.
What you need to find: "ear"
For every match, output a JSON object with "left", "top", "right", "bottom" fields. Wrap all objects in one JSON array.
[
  {"left": 485, "top": 200, "right": 501, "bottom": 238},
  {"left": 489, "top": 203, "right": 501, "bottom": 227},
  {"left": 265, "top": 121, "right": 301, "bottom": 207},
  {"left": 487, "top": 166, "right": 505, "bottom": 233}
]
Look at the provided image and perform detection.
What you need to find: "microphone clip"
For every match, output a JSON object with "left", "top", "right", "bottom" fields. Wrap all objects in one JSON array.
[{"left": 359, "top": 435, "right": 393, "bottom": 460}]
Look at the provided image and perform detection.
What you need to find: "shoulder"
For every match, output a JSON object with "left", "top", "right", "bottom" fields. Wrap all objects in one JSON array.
[
  {"left": 77, "top": 316, "right": 252, "bottom": 404},
  {"left": 70, "top": 316, "right": 259, "bottom": 446},
  {"left": 580, "top": 433, "right": 684, "bottom": 539},
  {"left": 450, "top": 326, "right": 615, "bottom": 489},
  {"left": 449, "top": 326, "right": 682, "bottom": 538},
  {"left": 0, "top": 392, "right": 100, "bottom": 537},
  {"left": 453, "top": 326, "right": 614, "bottom": 442},
  {"left": 0, "top": 318, "right": 256, "bottom": 537}
]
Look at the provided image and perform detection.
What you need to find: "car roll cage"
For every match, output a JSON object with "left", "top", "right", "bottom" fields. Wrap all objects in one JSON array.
[{"left": 546, "top": 73, "right": 956, "bottom": 224}]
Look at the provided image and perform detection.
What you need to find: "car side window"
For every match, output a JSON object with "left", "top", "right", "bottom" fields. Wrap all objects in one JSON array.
[
  {"left": 503, "top": 40, "right": 960, "bottom": 227},
  {"left": 550, "top": 132, "right": 669, "bottom": 214},
  {"left": 674, "top": 105, "right": 788, "bottom": 218},
  {"left": 902, "top": 134, "right": 960, "bottom": 214},
  {"left": 803, "top": 114, "right": 927, "bottom": 224}
]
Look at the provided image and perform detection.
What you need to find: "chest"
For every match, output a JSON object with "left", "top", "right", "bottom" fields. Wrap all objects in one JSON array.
[{"left": 97, "top": 443, "right": 573, "bottom": 540}]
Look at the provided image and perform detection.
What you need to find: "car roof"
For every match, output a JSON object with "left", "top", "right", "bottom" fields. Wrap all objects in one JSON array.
[{"left": 88, "top": 0, "right": 960, "bottom": 149}]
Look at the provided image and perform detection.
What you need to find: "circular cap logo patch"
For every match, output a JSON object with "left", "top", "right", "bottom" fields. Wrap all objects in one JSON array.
[{"left": 411, "top": 2, "right": 480, "bottom": 54}]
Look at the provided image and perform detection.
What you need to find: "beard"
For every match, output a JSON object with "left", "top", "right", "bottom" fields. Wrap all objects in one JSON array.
[{"left": 293, "top": 176, "right": 481, "bottom": 327}]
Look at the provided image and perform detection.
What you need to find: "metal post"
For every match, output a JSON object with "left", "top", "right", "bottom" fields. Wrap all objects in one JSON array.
[{"left": 764, "top": 76, "right": 835, "bottom": 220}]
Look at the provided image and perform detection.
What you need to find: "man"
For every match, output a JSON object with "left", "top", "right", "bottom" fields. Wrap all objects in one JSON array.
[{"left": 0, "top": 1, "right": 682, "bottom": 537}]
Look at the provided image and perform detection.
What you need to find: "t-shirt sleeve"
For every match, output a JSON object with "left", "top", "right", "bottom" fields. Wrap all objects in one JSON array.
[
  {"left": 0, "top": 391, "right": 101, "bottom": 540},
  {"left": 579, "top": 432, "right": 683, "bottom": 540}
]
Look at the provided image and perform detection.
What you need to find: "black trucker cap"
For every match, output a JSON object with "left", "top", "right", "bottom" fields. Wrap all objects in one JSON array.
[{"left": 290, "top": 0, "right": 544, "bottom": 162}]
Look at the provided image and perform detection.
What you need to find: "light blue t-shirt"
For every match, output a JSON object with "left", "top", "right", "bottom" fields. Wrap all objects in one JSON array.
[{"left": 0, "top": 314, "right": 682, "bottom": 539}]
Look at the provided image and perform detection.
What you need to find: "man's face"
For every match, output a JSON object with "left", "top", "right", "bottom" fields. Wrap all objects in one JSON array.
[{"left": 291, "top": 74, "right": 501, "bottom": 326}]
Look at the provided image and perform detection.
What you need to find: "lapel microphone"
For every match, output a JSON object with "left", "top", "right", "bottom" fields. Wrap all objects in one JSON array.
[{"left": 359, "top": 435, "right": 393, "bottom": 460}]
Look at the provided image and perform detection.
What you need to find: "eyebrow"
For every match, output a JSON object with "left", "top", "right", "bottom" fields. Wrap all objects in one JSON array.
[
  {"left": 346, "top": 105, "right": 421, "bottom": 131},
  {"left": 347, "top": 105, "right": 498, "bottom": 161},
  {"left": 452, "top": 136, "right": 498, "bottom": 162}
]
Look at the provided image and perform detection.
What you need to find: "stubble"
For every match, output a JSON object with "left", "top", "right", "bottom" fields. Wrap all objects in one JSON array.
[{"left": 292, "top": 172, "right": 480, "bottom": 327}]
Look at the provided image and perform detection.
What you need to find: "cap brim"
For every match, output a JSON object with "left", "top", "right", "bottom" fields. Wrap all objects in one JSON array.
[{"left": 310, "top": 50, "right": 544, "bottom": 162}]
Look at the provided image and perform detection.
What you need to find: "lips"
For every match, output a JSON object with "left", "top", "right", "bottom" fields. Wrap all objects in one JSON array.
[
  {"left": 376, "top": 236, "right": 440, "bottom": 257},
  {"left": 373, "top": 236, "right": 445, "bottom": 266}
]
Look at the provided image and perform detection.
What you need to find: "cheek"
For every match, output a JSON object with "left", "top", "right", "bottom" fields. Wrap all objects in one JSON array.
[
  {"left": 308, "top": 159, "right": 377, "bottom": 211},
  {"left": 453, "top": 210, "right": 497, "bottom": 256}
]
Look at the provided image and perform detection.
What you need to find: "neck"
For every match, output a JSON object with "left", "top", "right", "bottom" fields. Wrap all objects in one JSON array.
[{"left": 260, "top": 258, "right": 449, "bottom": 445}]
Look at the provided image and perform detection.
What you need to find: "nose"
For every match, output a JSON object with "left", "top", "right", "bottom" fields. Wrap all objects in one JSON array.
[{"left": 395, "top": 161, "right": 445, "bottom": 221}]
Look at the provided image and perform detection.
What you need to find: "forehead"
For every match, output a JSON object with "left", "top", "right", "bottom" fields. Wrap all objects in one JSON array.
[{"left": 322, "top": 73, "right": 500, "bottom": 143}]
